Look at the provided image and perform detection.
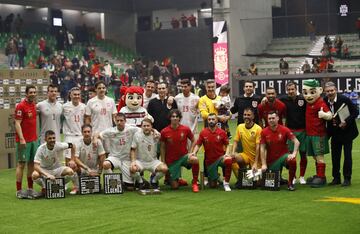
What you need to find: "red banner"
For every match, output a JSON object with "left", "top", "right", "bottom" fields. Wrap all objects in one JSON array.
[{"left": 213, "top": 42, "right": 229, "bottom": 85}]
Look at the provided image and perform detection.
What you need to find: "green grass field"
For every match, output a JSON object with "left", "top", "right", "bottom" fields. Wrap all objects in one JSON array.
[{"left": 1, "top": 120, "right": 360, "bottom": 233}]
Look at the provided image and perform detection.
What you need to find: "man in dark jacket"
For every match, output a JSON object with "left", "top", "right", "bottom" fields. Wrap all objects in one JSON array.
[{"left": 324, "top": 82, "right": 359, "bottom": 186}]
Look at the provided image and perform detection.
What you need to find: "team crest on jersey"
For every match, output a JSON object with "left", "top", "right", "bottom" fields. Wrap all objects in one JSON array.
[
  {"left": 278, "top": 133, "right": 283, "bottom": 140},
  {"left": 107, "top": 103, "right": 112, "bottom": 108},
  {"left": 298, "top": 100, "right": 304, "bottom": 107},
  {"left": 27, "top": 111, "right": 33, "bottom": 118},
  {"left": 17, "top": 110, "right": 22, "bottom": 116},
  {"left": 252, "top": 101, "right": 258, "bottom": 108},
  {"left": 180, "top": 132, "right": 185, "bottom": 140},
  {"left": 216, "top": 135, "right": 221, "bottom": 141},
  {"left": 251, "top": 131, "right": 255, "bottom": 137}
]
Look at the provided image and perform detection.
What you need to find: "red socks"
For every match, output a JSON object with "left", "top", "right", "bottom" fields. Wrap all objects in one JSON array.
[
  {"left": 316, "top": 163, "right": 326, "bottom": 178},
  {"left": 27, "top": 176, "right": 33, "bottom": 189},
  {"left": 287, "top": 158, "right": 297, "bottom": 185},
  {"left": 16, "top": 181, "right": 22, "bottom": 191},
  {"left": 300, "top": 153, "right": 307, "bottom": 177},
  {"left": 224, "top": 158, "right": 232, "bottom": 183},
  {"left": 191, "top": 163, "right": 199, "bottom": 183}
]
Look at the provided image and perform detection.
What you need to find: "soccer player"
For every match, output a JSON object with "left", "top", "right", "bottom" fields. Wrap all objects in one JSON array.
[
  {"left": 260, "top": 111, "right": 299, "bottom": 191},
  {"left": 73, "top": 124, "right": 106, "bottom": 177},
  {"left": 130, "top": 118, "right": 168, "bottom": 189},
  {"left": 31, "top": 130, "right": 76, "bottom": 197},
  {"left": 14, "top": 85, "right": 39, "bottom": 199},
  {"left": 230, "top": 80, "right": 261, "bottom": 124},
  {"left": 96, "top": 113, "right": 139, "bottom": 189},
  {"left": 62, "top": 87, "right": 86, "bottom": 164},
  {"left": 258, "top": 87, "right": 286, "bottom": 128},
  {"left": 191, "top": 113, "right": 232, "bottom": 191},
  {"left": 231, "top": 108, "right": 262, "bottom": 179},
  {"left": 85, "top": 80, "right": 117, "bottom": 152},
  {"left": 143, "top": 79, "right": 157, "bottom": 109},
  {"left": 174, "top": 79, "right": 200, "bottom": 133},
  {"left": 198, "top": 79, "right": 221, "bottom": 185},
  {"left": 160, "top": 109, "right": 200, "bottom": 192},
  {"left": 279, "top": 81, "right": 307, "bottom": 184},
  {"left": 37, "top": 84, "right": 63, "bottom": 144}
]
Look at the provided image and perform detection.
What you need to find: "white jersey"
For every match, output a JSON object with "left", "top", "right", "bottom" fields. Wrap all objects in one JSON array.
[
  {"left": 37, "top": 100, "right": 63, "bottom": 143},
  {"left": 34, "top": 142, "right": 69, "bottom": 170},
  {"left": 143, "top": 93, "right": 157, "bottom": 109},
  {"left": 62, "top": 102, "right": 86, "bottom": 136},
  {"left": 85, "top": 96, "right": 117, "bottom": 134},
  {"left": 75, "top": 139, "right": 105, "bottom": 170},
  {"left": 100, "top": 125, "right": 139, "bottom": 161},
  {"left": 174, "top": 92, "right": 200, "bottom": 132},
  {"left": 120, "top": 106, "right": 149, "bottom": 127},
  {"left": 131, "top": 130, "right": 158, "bottom": 162}
]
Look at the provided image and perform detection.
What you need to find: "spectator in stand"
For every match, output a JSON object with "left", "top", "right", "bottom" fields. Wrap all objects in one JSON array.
[
  {"left": 334, "top": 36, "right": 343, "bottom": 57},
  {"left": 356, "top": 17, "right": 360, "bottom": 39},
  {"left": 83, "top": 46, "right": 91, "bottom": 61},
  {"left": 307, "top": 20, "right": 316, "bottom": 41},
  {"left": 5, "top": 38, "right": 17, "bottom": 69},
  {"left": 14, "top": 14, "right": 23, "bottom": 35},
  {"left": 248, "top": 63, "right": 258, "bottom": 75},
  {"left": 188, "top": 14, "right": 197, "bottom": 27},
  {"left": 38, "top": 37, "right": 46, "bottom": 55},
  {"left": 120, "top": 71, "right": 129, "bottom": 86},
  {"left": 279, "top": 58, "right": 289, "bottom": 75},
  {"left": 180, "top": 14, "right": 188, "bottom": 28},
  {"left": 126, "top": 64, "right": 138, "bottom": 85},
  {"left": 153, "top": 17, "right": 162, "bottom": 30},
  {"left": 17, "top": 38, "right": 26, "bottom": 69},
  {"left": 56, "top": 29, "right": 66, "bottom": 51},
  {"left": 4, "top": 13, "right": 14, "bottom": 33},
  {"left": 89, "top": 47, "right": 96, "bottom": 60},
  {"left": 71, "top": 55, "right": 80, "bottom": 70},
  {"left": 171, "top": 17, "right": 180, "bottom": 29},
  {"left": 66, "top": 30, "right": 74, "bottom": 50},
  {"left": 301, "top": 60, "right": 311, "bottom": 74},
  {"left": 343, "top": 45, "right": 350, "bottom": 58},
  {"left": 103, "top": 60, "right": 112, "bottom": 85}
]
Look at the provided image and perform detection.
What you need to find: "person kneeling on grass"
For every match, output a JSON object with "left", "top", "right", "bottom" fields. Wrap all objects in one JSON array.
[
  {"left": 31, "top": 130, "right": 77, "bottom": 197},
  {"left": 259, "top": 111, "right": 300, "bottom": 191},
  {"left": 160, "top": 109, "right": 200, "bottom": 193},
  {"left": 130, "top": 118, "right": 168, "bottom": 190},
  {"left": 69, "top": 124, "right": 106, "bottom": 194},
  {"left": 190, "top": 113, "right": 232, "bottom": 191}
]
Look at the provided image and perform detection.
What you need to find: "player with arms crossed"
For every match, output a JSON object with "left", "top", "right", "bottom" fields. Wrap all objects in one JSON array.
[
  {"left": 260, "top": 112, "right": 300, "bottom": 191},
  {"left": 191, "top": 113, "right": 232, "bottom": 191},
  {"left": 130, "top": 118, "right": 168, "bottom": 190}
]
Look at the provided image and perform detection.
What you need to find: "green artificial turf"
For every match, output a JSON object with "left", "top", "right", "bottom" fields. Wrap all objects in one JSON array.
[{"left": 0, "top": 120, "right": 359, "bottom": 233}]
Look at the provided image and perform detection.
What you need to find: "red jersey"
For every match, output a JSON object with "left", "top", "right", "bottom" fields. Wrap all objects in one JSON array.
[
  {"left": 161, "top": 124, "right": 194, "bottom": 165},
  {"left": 260, "top": 125, "right": 295, "bottom": 166},
  {"left": 305, "top": 98, "right": 329, "bottom": 136},
  {"left": 15, "top": 98, "right": 37, "bottom": 142},
  {"left": 258, "top": 99, "right": 287, "bottom": 127},
  {"left": 196, "top": 127, "right": 229, "bottom": 166}
]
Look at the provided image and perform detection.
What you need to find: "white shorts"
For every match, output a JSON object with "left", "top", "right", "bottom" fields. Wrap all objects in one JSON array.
[
  {"left": 136, "top": 159, "right": 162, "bottom": 173},
  {"left": 105, "top": 157, "right": 133, "bottom": 184},
  {"left": 41, "top": 166, "right": 68, "bottom": 177},
  {"left": 64, "top": 135, "right": 82, "bottom": 159}
]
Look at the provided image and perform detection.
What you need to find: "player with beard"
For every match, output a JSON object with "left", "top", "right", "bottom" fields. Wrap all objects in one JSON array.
[
  {"left": 258, "top": 87, "right": 286, "bottom": 128},
  {"left": 231, "top": 108, "right": 262, "bottom": 180},
  {"left": 191, "top": 113, "right": 232, "bottom": 191}
]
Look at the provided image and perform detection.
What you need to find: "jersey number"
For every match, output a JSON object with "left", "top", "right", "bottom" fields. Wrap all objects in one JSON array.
[
  {"left": 100, "top": 108, "right": 107, "bottom": 115},
  {"left": 182, "top": 106, "right": 189, "bottom": 112},
  {"left": 119, "top": 138, "right": 125, "bottom": 145},
  {"left": 74, "top": 115, "right": 80, "bottom": 122}
]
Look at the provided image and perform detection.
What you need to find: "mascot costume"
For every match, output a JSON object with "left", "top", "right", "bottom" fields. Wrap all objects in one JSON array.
[
  {"left": 119, "top": 86, "right": 153, "bottom": 126},
  {"left": 302, "top": 79, "right": 333, "bottom": 187}
]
